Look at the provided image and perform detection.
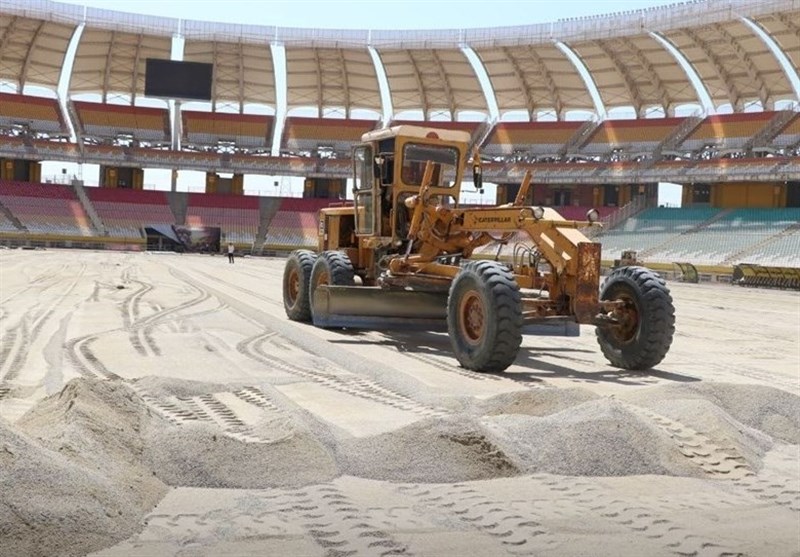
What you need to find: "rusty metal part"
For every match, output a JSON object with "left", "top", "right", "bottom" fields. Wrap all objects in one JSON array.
[
  {"left": 286, "top": 267, "right": 300, "bottom": 306},
  {"left": 457, "top": 288, "right": 485, "bottom": 346}
]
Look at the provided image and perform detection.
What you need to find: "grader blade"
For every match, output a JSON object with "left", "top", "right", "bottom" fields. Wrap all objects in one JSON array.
[{"left": 311, "top": 285, "right": 448, "bottom": 330}]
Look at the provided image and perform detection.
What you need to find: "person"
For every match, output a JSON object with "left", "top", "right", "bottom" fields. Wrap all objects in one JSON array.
[{"left": 227, "top": 242, "right": 235, "bottom": 264}]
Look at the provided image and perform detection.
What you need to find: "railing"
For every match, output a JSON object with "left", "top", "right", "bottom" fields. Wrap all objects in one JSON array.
[
  {"left": 560, "top": 118, "right": 600, "bottom": 156},
  {"left": 658, "top": 114, "right": 705, "bottom": 155},
  {"left": 71, "top": 180, "right": 105, "bottom": 236},
  {"left": 748, "top": 110, "right": 800, "bottom": 152},
  {"left": 470, "top": 118, "right": 497, "bottom": 153},
  {"left": 599, "top": 195, "right": 646, "bottom": 233}
]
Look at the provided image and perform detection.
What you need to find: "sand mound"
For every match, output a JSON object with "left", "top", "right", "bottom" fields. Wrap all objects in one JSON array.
[
  {"left": 338, "top": 416, "right": 519, "bottom": 482},
  {"left": 144, "top": 424, "right": 338, "bottom": 489},
  {"left": 475, "top": 387, "right": 599, "bottom": 417},
  {"left": 2, "top": 378, "right": 169, "bottom": 557},
  {"left": 620, "top": 382, "right": 800, "bottom": 444},
  {"left": 482, "top": 398, "right": 700, "bottom": 477},
  {"left": 133, "top": 375, "right": 236, "bottom": 399},
  {"left": 0, "top": 422, "right": 136, "bottom": 557},
  {"left": 3, "top": 373, "right": 797, "bottom": 556}
]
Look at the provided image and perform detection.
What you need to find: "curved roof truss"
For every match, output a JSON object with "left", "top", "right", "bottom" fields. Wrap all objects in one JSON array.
[
  {"left": 473, "top": 43, "right": 592, "bottom": 119},
  {"left": 0, "top": 14, "right": 75, "bottom": 91},
  {"left": 1, "top": 0, "right": 797, "bottom": 119},
  {"left": 376, "top": 47, "right": 487, "bottom": 118},
  {"left": 284, "top": 46, "right": 380, "bottom": 116},
  {"left": 70, "top": 27, "right": 171, "bottom": 101},
  {"left": 662, "top": 18, "right": 793, "bottom": 110}
]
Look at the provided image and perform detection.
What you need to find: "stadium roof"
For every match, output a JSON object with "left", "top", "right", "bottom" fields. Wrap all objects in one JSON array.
[{"left": 0, "top": 0, "right": 797, "bottom": 118}]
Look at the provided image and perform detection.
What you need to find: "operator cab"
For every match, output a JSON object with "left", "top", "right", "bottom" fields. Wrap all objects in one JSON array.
[{"left": 352, "top": 125, "right": 470, "bottom": 244}]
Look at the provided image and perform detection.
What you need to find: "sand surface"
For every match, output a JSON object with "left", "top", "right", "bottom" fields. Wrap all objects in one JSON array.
[{"left": 0, "top": 249, "right": 798, "bottom": 557}]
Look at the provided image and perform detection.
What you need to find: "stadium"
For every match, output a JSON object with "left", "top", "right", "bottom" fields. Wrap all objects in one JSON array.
[{"left": 0, "top": 1, "right": 799, "bottom": 556}]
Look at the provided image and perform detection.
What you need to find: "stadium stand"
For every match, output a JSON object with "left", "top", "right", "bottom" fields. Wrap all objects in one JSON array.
[
  {"left": 596, "top": 207, "right": 800, "bottom": 268},
  {"left": 0, "top": 93, "right": 66, "bottom": 136},
  {"left": 0, "top": 181, "right": 94, "bottom": 236},
  {"left": 185, "top": 193, "right": 261, "bottom": 244},
  {"left": 282, "top": 117, "right": 379, "bottom": 156},
  {"left": 82, "top": 144, "right": 128, "bottom": 162},
  {"left": 482, "top": 121, "right": 582, "bottom": 160},
  {"left": 85, "top": 187, "right": 175, "bottom": 239},
  {"left": 0, "top": 210, "right": 21, "bottom": 233},
  {"left": 595, "top": 207, "right": 722, "bottom": 259},
  {"left": 262, "top": 198, "right": 332, "bottom": 249},
  {"left": 182, "top": 111, "right": 273, "bottom": 150},
  {"left": 72, "top": 101, "right": 170, "bottom": 144},
  {"left": 580, "top": 117, "right": 686, "bottom": 158},
  {"left": 643, "top": 208, "right": 800, "bottom": 266},
  {"left": 555, "top": 206, "right": 618, "bottom": 221},
  {"left": 0, "top": 0, "right": 798, "bottom": 282},
  {"left": 770, "top": 113, "right": 800, "bottom": 151},
  {"left": 0, "top": 134, "right": 29, "bottom": 152},
  {"left": 677, "top": 112, "right": 776, "bottom": 154}
]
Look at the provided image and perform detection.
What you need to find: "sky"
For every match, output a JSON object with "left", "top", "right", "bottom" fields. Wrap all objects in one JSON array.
[
  {"left": 57, "top": 0, "right": 675, "bottom": 30},
  {"left": 46, "top": 0, "right": 685, "bottom": 205}
]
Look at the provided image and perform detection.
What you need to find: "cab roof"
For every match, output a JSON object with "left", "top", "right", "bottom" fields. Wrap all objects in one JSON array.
[{"left": 361, "top": 125, "right": 471, "bottom": 145}]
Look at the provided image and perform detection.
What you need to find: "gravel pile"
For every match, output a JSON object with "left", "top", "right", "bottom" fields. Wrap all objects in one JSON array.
[
  {"left": 338, "top": 416, "right": 519, "bottom": 482},
  {"left": 474, "top": 386, "right": 599, "bottom": 417},
  {"left": 3, "top": 375, "right": 798, "bottom": 556},
  {"left": 145, "top": 424, "right": 338, "bottom": 489},
  {"left": 621, "top": 382, "right": 800, "bottom": 444},
  {"left": 2, "top": 379, "right": 168, "bottom": 557},
  {"left": 481, "top": 398, "right": 700, "bottom": 477}
]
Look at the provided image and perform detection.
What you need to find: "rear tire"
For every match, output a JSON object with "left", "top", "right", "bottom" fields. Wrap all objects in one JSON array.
[
  {"left": 596, "top": 266, "right": 675, "bottom": 370},
  {"left": 283, "top": 250, "right": 318, "bottom": 322},
  {"left": 447, "top": 261, "right": 522, "bottom": 372},
  {"left": 310, "top": 251, "right": 356, "bottom": 325}
]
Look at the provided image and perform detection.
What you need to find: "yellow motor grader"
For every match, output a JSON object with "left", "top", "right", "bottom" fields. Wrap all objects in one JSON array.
[{"left": 282, "top": 125, "right": 675, "bottom": 372}]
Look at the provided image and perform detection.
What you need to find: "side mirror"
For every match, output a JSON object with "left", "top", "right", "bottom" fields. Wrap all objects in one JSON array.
[{"left": 472, "top": 163, "right": 482, "bottom": 191}]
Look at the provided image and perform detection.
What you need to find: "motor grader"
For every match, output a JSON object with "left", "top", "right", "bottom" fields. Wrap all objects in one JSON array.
[{"left": 282, "top": 125, "right": 675, "bottom": 372}]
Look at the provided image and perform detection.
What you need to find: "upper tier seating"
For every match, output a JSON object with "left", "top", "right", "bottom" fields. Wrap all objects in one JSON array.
[
  {"left": 580, "top": 117, "right": 685, "bottom": 156},
  {"left": 73, "top": 101, "right": 169, "bottom": 143},
  {"left": 86, "top": 187, "right": 175, "bottom": 238},
  {"left": 185, "top": 193, "right": 261, "bottom": 244},
  {"left": 482, "top": 121, "right": 581, "bottom": 158},
  {"left": 282, "top": 117, "right": 378, "bottom": 154},
  {"left": 0, "top": 92, "right": 66, "bottom": 135},
  {"left": 182, "top": 111, "right": 273, "bottom": 149},
  {"left": 679, "top": 112, "right": 775, "bottom": 152},
  {"left": 0, "top": 181, "right": 94, "bottom": 236}
]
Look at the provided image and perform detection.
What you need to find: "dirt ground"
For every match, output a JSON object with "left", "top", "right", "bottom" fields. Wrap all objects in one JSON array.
[{"left": 0, "top": 249, "right": 798, "bottom": 557}]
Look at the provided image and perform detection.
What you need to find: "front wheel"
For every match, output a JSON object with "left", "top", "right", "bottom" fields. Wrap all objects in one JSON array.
[
  {"left": 309, "top": 251, "right": 355, "bottom": 326},
  {"left": 283, "top": 250, "right": 318, "bottom": 321},
  {"left": 596, "top": 266, "right": 675, "bottom": 370},
  {"left": 447, "top": 261, "right": 522, "bottom": 372}
]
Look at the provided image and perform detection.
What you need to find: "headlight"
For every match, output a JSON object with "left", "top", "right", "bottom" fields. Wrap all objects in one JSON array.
[
  {"left": 532, "top": 206, "right": 545, "bottom": 220},
  {"left": 586, "top": 208, "right": 599, "bottom": 223}
]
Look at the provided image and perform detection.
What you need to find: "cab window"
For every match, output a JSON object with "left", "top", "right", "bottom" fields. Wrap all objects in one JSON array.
[
  {"left": 401, "top": 144, "right": 459, "bottom": 187},
  {"left": 352, "top": 145, "right": 375, "bottom": 235}
]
